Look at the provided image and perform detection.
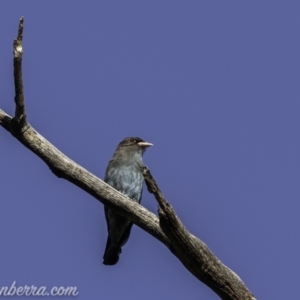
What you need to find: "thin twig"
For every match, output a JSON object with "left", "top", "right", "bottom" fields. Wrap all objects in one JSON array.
[{"left": 12, "top": 17, "right": 27, "bottom": 129}]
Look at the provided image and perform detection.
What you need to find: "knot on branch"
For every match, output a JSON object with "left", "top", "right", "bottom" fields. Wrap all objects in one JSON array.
[
  {"left": 13, "top": 39, "right": 23, "bottom": 58},
  {"left": 11, "top": 116, "right": 29, "bottom": 135}
]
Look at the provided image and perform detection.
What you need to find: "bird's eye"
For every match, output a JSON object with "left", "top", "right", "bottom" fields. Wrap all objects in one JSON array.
[{"left": 129, "top": 138, "right": 135, "bottom": 143}]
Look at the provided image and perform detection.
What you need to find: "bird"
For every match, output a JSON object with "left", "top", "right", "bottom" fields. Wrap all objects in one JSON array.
[{"left": 103, "top": 137, "right": 153, "bottom": 265}]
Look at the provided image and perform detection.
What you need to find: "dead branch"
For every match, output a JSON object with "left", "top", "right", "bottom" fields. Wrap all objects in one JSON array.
[{"left": 0, "top": 17, "right": 255, "bottom": 300}]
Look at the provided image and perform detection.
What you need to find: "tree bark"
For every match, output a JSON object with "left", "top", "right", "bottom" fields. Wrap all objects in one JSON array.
[{"left": 0, "top": 18, "right": 255, "bottom": 300}]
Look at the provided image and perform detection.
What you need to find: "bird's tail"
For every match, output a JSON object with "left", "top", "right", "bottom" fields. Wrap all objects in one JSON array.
[{"left": 103, "top": 237, "right": 122, "bottom": 266}]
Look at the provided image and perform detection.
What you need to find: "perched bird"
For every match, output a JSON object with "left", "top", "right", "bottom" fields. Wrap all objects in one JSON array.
[{"left": 103, "top": 137, "right": 153, "bottom": 265}]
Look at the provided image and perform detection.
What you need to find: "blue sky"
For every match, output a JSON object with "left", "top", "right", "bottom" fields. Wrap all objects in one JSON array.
[{"left": 1, "top": 2, "right": 300, "bottom": 299}]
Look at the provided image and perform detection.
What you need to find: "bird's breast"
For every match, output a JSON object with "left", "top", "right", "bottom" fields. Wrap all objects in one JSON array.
[{"left": 105, "top": 164, "right": 143, "bottom": 202}]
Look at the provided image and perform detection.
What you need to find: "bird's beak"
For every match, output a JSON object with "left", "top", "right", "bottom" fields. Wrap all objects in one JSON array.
[{"left": 138, "top": 142, "right": 153, "bottom": 148}]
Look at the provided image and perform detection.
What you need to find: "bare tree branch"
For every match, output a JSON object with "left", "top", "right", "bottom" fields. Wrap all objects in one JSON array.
[
  {"left": 12, "top": 17, "right": 27, "bottom": 130},
  {"left": 0, "top": 18, "right": 256, "bottom": 300},
  {"left": 143, "top": 168, "right": 255, "bottom": 299}
]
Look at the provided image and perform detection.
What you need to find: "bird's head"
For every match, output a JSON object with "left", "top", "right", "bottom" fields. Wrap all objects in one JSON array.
[{"left": 116, "top": 137, "right": 153, "bottom": 156}]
